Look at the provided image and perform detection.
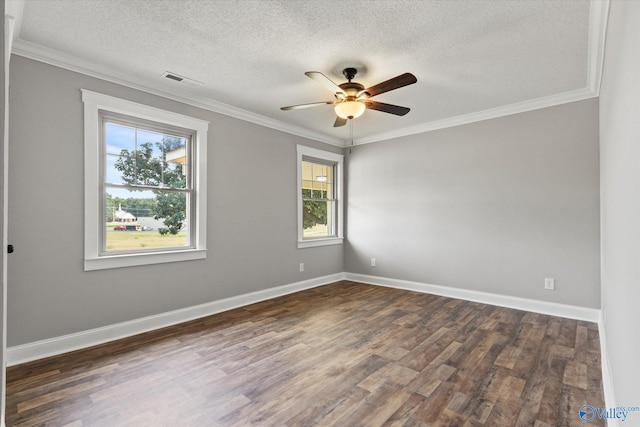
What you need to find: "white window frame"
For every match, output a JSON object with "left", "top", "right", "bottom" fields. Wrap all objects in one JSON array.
[
  {"left": 297, "top": 145, "right": 343, "bottom": 248},
  {"left": 83, "top": 90, "right": 208, "bottom": 270}
]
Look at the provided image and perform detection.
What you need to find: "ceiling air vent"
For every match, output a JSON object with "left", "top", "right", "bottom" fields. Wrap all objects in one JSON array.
[{"left": 161, "top": 71, "right": 204, "bottom": 87}]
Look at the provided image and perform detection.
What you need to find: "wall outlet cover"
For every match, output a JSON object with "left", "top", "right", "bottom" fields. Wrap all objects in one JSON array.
[{"left": 544, "top": 278, "right": 555, "bottom": 290}]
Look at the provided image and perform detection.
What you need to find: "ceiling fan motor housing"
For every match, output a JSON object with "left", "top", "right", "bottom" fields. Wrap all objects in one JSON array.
[
  {"left": 338, "top": 82, "right": 365, "bottom": 96},
  {"left": 336, "top": 69, "right": 367, "bottom": 119}
]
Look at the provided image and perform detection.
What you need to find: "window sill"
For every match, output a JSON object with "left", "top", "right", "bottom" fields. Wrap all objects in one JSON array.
[
  {"left": 84, "top": 249, "right": 207, "bottom": 271},
  {"left": 297, "top": 237, "right": 343, "bottom": 249}
]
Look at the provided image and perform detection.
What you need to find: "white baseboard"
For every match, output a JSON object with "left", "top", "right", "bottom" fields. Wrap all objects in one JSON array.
[
  {"left": 7, "top": 272, "right": 604, "bottom": 367},
  {"left": 344, "top": 273, "right": 601, "bottom": 322},
  {"left": 6, "top": 273, "right": 345, "bottom": 366},
  {"left": 598, "top": 317, "right": 619, "bottom": 427}
]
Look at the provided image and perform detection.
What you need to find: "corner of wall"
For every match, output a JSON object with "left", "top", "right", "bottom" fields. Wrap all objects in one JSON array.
[{"left": 598, "top": 315, "right": 618, "bottom": 416}]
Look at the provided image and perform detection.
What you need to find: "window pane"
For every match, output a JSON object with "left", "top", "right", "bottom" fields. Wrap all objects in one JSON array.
[
  {"left": 312, "top": 163, "right": 331, "bottom": 185},
  {"left": 302, "top": 161, "right": 334, "bottom": 199},
  {"left": 105, "top": 154, "right": 131, "bottom": 184},
  {"left": 163, "top": 136, "right": 188, "bottom": 189},
  {"left": 303, "top": 200, "right": 334, "bottom": 238},
  {"left": 324, "top": 167, "right": 333, "bottom": 198},
  {"left": 301, "top": 161, "right": 313, "bottom": 181},
  {"left": 137, "top": 129, "right": 164, "bottom": 160},
  {"left": 105, "top": 122, "right": 136, "bottom": 155},
  {"left": 105, "top": 187, "right": 189, "bottom": 252},
  {"left": 311, "top": 187, "right": 324, "bottom": 199},
  {"left": 302, "top": 179, "right": 313, "bottom": 197},
  {"left": 324, "top": 181, "right": 333, "bottom": 199},
  {"left": 105, "top": 133, "right": 189, "bottom": 189}
]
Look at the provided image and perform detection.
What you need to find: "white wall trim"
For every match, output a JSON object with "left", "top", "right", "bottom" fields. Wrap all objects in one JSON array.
[
  {"left": 353, "top": 88, "right": 598, "bottom": 145},
  {"left": 296, "top": 144, "right": 344, "bottom": 247},
  {"left": 3, "top": 11, "right": 18, "bottom": 427},
  {"left": 345, "top": 273, "right": 601, "bottom": 322},
  {"left": 587, "top": 0, "right": 611, "bottom": 96},
  {"left": 9, "top": 0, "right": 610, "bottom": 150},
  {"left": 598, "top": 316, "right": 619, "bottom": 427},
  {"left": 7, "top": 272, "right": 605, "bottom": 366},
  {"left": 6, "top": 273, "right": 345, "bottom": 366},
  {"left": 10, "top": 40, "right": 344, "bottom": 148},
  {"left": 82, "top": 89, "right": 210, "bottom": 270},
  {"left": 5, "top": 0, "right": 24, "bottom": 48}
]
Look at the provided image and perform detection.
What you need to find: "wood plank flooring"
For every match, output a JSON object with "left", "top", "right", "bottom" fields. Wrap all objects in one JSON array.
[{"left": 6, "top": 281, "right": 605, "bottom": 426}]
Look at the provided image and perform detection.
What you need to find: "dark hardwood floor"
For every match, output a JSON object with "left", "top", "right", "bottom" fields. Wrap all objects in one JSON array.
[{"left": 6, "top": 281, "right": 605, "bottom": 426}]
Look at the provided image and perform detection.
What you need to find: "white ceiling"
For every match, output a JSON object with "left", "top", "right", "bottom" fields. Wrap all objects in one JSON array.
[{"left": 7, "top": 0, "right": 608, "bottom": 146}]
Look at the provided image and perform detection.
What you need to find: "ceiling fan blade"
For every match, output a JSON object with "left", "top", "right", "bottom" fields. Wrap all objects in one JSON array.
[
  {"left": 334, "top": 117, "right": 348, "bottom": 127},
  {"left": 364, "top": 101, "right": 411, "bottom": 116},
  {"left": 305, "top": 71, "right": 346, "bottom": 96},
  {"left": 363, "top": 73, "right": 417, "bottom": 98},
  {"left": 281, "top": 101, "right": 335, "bottom": 111}
]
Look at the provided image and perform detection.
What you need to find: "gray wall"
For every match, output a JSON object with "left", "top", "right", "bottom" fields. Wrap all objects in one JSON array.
[
  {"left": 7, "top": 56, "right": 343, "bottom": 347},
  {"left": 345, "top": 99, "right": 601, "bottom": 308},
  {"left": 600, "top": 0, "right": 640, "bottom": 405},
  {"left": 6, "top": 55, "right": 603, "bottom": 349}
]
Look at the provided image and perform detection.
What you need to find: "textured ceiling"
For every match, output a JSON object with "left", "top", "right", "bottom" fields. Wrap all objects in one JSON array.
[{"left": 9, "top": 0, "right": 605, "bottom": 146}]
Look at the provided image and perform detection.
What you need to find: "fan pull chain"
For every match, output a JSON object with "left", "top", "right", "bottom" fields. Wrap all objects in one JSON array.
[{"left": 349, "top": 119, "right": 354, "bottom": 154}]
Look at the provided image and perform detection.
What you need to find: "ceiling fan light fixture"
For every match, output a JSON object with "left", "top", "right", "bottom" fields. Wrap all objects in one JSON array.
[
  {"left": 334, "top": 100, "right": 366, "bottom": 120},
  {"left": 281, "top": 68, "right": 417, "bottom": 127}
]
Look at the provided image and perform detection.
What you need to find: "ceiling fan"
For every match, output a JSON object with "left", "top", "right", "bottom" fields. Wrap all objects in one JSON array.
[{"left": 281, "top": 67, "right": 417, "bottom": 127}]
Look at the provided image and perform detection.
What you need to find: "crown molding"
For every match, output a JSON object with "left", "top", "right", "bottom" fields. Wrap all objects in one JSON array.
[
  {"left": 11, "top": 39, "right": 345, "bottom": 148},
  {"left": 587, "top": 0, "right": 610, "bottom": 96},
  {"left": 353, "top": 0, "right": 610, "bottom": 146},
  {"left": 5, "top": 0, "right": 25, "bottom": 45},
  {"left": 5, "top": 0, "right": 24, "bottom": 59},
  {"left": 10, "top": 0, "right": 609, "bottom": 149},
  {"left": 354, "top": 87, "right": 598, "bottom": 145}
]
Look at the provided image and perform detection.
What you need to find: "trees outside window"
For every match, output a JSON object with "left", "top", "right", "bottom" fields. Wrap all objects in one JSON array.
[{"left": 113, "top": 136, "right": 188, "bottom": 236}]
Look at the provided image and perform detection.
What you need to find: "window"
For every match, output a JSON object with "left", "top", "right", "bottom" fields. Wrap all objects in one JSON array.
[
  {"left": 83, "top": 90, "right": 208, "bottom": 270},
  {"left": 297, "top": 145, "right": 343, "bottom": 248}
]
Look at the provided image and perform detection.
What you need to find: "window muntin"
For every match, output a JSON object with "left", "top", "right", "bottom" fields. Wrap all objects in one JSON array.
[
  {"left": 296, "top": 145, "right": 343, "bottom": 248},
  {"left": 83, "top": 90, "right": 208, "bottom": 270},
  {"left": 301, "top": 160, "right": 336, "bottom": 239},
  {"left": 101, "top": 115, "right": 194, "bottom": 254}
]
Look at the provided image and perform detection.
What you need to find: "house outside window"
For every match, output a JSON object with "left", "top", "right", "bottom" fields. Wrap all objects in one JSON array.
[
  {"left": 83, "top": 90, "right": 208, "bottom": 270},
  {"left": 297, "top": 145, "right": 343, "bottom": 248}
]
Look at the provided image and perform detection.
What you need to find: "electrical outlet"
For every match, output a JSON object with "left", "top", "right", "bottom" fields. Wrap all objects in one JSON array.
[
  {"left": 371, "top": 258, "right": 376, "bottom": 267},
  {"left": 544, "top": 278, "right": 555, "bottom": 290},
  {"left": 299, "top": 262, "right": 304, "bottom": 272}
]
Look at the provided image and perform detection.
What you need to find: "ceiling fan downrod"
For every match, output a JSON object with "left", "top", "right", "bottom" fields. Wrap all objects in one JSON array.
[{"left": 342, "top": 67, "right": 358, "bottom": 82}]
